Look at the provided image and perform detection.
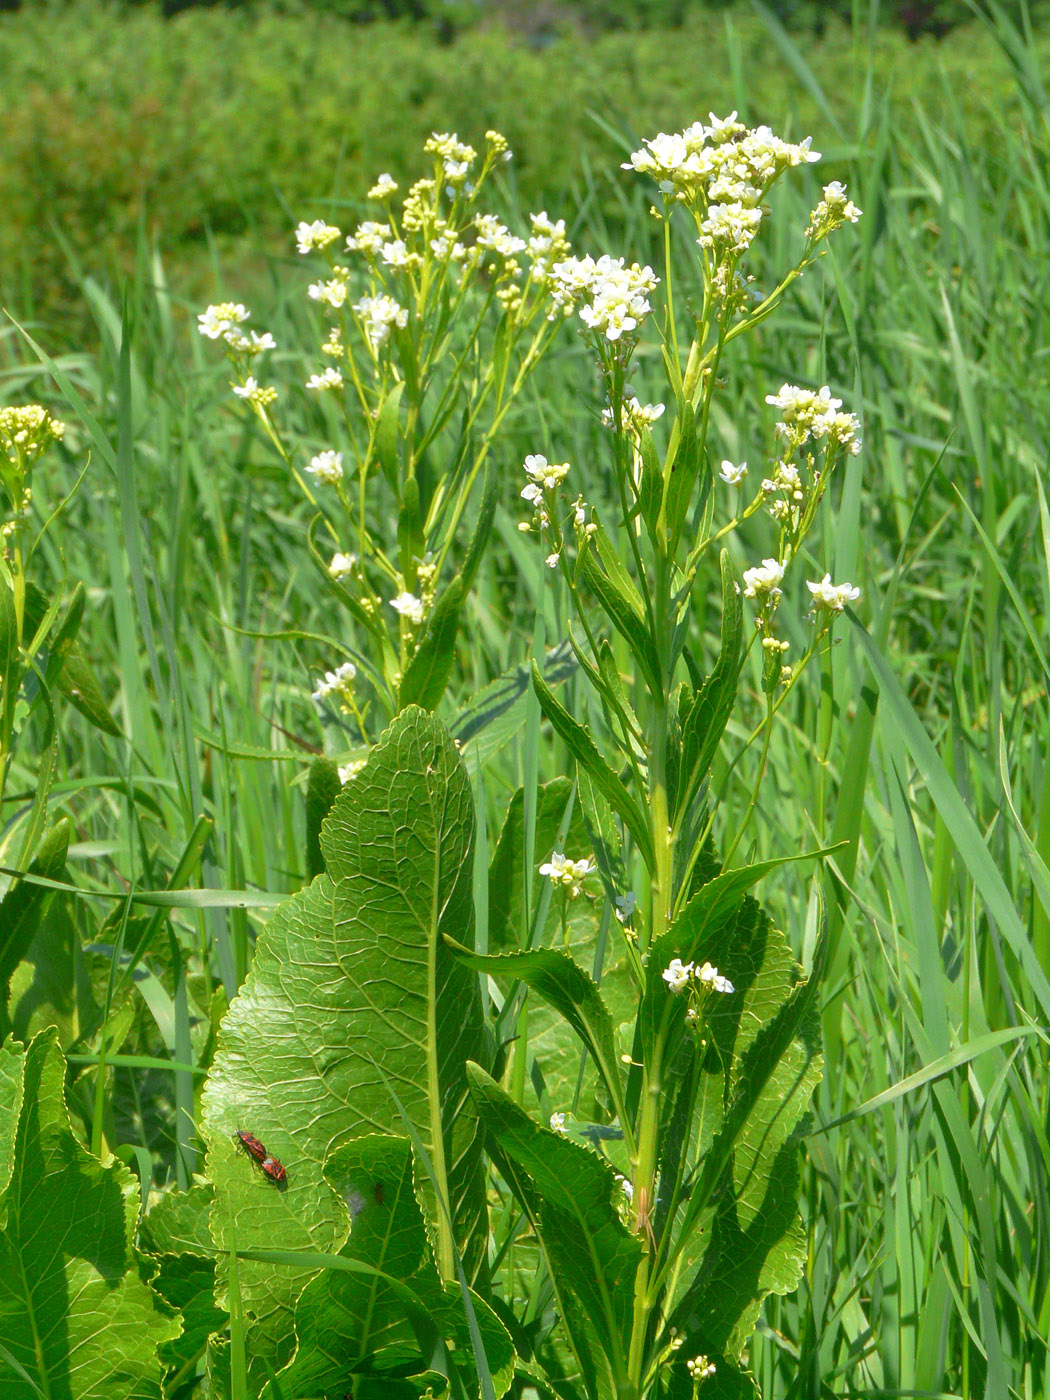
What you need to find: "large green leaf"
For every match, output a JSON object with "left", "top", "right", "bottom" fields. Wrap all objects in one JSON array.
[
  {"left": 467, "top": 1063, "right": 642, "bottom": 1399},
  {"left": 200, "top": 708, "right": 488, "bottom": 1387},
  {"left": 663, "top": 911, "right": 824, "bottom": 1360},
  {"left": 0, "top": 818, "right": 71, "bottom": 1042},
  {"left": 0, "top": 1029, "right": 180, "bottom": 1398},
  {"left": 278, "top": 1134, "right": 514, "bottom": 1398}
]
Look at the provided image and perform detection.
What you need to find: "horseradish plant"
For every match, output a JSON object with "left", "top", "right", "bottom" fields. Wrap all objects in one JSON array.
[
  {"left": 189, "top": 117, "right": 862, "bottom": 1399},
  {"left": 0, "top": 117, "right": 863, "bottom": 1399}
]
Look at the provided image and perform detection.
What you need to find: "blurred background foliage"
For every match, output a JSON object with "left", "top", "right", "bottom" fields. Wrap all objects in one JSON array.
[{"left": 0, "top": 0, "right": 1048, "bottom": 335}]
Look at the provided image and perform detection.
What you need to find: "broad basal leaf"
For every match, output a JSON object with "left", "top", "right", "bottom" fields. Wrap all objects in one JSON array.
[
  {"left": 200, "top": 708, "right": 488, "bottom": 1388},
  {"left": 0, "top": 1029, "right": 180, "bottom": 1399}
]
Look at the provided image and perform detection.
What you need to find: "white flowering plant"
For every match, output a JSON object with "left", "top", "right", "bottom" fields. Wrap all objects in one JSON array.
[
  {"left": 199, "top": 130, "right": 572, "bottom": 763},
  {"left": 173, "top": 115, "right": 864, "bottom": 1400}
]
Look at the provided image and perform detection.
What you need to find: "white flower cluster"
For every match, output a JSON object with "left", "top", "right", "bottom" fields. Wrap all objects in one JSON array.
[
  {"left": 346, "top": 220, "right": 392, "bottom": 256},
  {"left": 308, "top": 274, "right": 350, "bottom": 309},
  {"left": 765, "top": 384, "right": 862, "bottom": 455},
  {"left": 198, "top": 303, "right": 276, "bottom": 357},
  {"left": 295, "top": 219, "right": 341, "bottom": 255},
  {"left": 624, "top": 113, "right": 819, "bottom": 200},
  {"left": 662, "top": 958, "right": 735, "bottom": 995},
  {"left": 305, "top": 450, "right": 343, "bottom": 486},
  {"left": 601, "top": 396, "right": 666, "bottom": 435},
  {"left": 329, "top": 551, "right": 357, "bottom": 580},
  {"left": 539, "top": 851, "right": 595, "bottom": 899},
  {"left": 312, "top": 661, "right": 357, "bottom": 708},
  {"left": 686, "top": 1354, "right": 716, "bottom": 1382},
  {"left": 232, "top": 377, "right": 277, "bottom": 407},
  {"left": 474, "top": 213, "right": 526, "bottom": 260},
  {"left": 698, "top": 199, "right": 764, "bottom": 255},
  {"left": 521, "top": 453, "right": 570, "bottom": 502},
  {"left": 354, "top": 294, "right": 408, "bottom": 351},
  {"left": 424, "top": 130, "right": 477, "bottom": 186},
  {"left": 527, "top": 212, "right": 570, "bottom": 280},
  {"left": 368, "top": 173, "right": 398, "bottom": 201},
  {"left": 0, "top": 404, "right": 65, "bottom": 469},
  {"left": 742, "top": 557, "right": 785, "bottom": 603},
  {"left": 761, "top": 460, "right": 805, "bottom": 523},
  {"left": 806, "top": 180, "right": 862, "bottom": 241},
  {"left": 307, "top": 367, "right": 343, "bottom": 391},
  {"left": 806, "top": 574, "right": 860, "bottom": 615},
  {"left": 549, "top": 254, "right": 659, "bottom": 343}
]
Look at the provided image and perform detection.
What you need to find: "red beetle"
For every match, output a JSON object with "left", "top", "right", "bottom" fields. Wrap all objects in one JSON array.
[
  {"left": 260, "top": 1154, "right": 287, "bottom": 1185},
  {"left": 234, "top": 1129, "right": 288, "bottom": 1186},
  {"left": 234, "top": 1129, "right": 267, "bottom": 1164}
]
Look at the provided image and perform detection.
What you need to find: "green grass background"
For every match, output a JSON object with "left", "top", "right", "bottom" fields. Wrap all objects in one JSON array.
[{"left": 2, "top": 1, "right": 1050, "bottom": 1395}]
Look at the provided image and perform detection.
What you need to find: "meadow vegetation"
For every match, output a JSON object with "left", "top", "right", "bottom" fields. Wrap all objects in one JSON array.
[{"left": 0, "top": 2, "right": 1049, "bottom": 1397}]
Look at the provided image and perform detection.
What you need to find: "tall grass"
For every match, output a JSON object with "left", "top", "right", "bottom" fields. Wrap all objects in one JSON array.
[{"left": 3, "top": 1, "right": 1049, "bottom": 1393}]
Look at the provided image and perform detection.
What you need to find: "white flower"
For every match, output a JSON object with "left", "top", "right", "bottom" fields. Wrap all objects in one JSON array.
[
  {"left": 806, "top": 574, "right": 860, "bottom": 614},
  {"left": 719, "top": 459, "right": 747, "bottom": 485},
  {"left": 549, "top": 254, "right": 659, "bottom": 343},
  {"left": 308, "top": 278, "right": 349, "bottom": 309},
  {"left": 307, "top": 367, "right": 344, "bottom": 391},
  {"left": 346, "top": 220, "right": 392, "bottom": 255},
  {"left": 538, "top": 851, "right": 595, "bottom": 898},
  {"left": 615, "top": 892, "right": 637, "bottom": 923},
  {"left": 474, "top": 213, "right": 527, "bottom": 259},
  {"left": 545, "top": 552, "right": 560, "bottom": 569},
  {"left": 368, "top": 173, "right": 398, "bottom": 200},
  {"left": 223, "top": 328, "right": 277, "bottom": 354},
  {"left": 603, "top": 397, "right": 666, "bottom": 435},
  {"left": 742, "top": 558, "right": 785, "bottom": 600},
  {"left": 295, "top": 219, "right": 341, "bottom": 254},
  {"left": 662, "top": 958, "right": 694, "bottom": 994},
  {"left": 328, "top": 551, "right": 357, "bottom": 580},
  {"left": 549, "top": 1112, "right": 566, "bottom": 1132},
  {"left": 354, "top": 294, "right": 408, "bottom": 350},
  {"left": 339, "top": 758, "right": 367, "bottom": 784},
  {"left": 698, "top": 961, "right": 734, "bottom": 994},
  {"left": 379, "top": 239, "right": 417, "bottom": 269},
  {"left": 198, "top": 302, "right": 249, "bottom": 339},
  {"left": 390, "top": 591, "right": 424, "bottom": 625},
  {"left": 232, "top": 377, "right": 258, "bottom": 399},
  {"left": 312, "top": 661, "right": 357, "bottom": 706},
  {"left": 306, "top": 450, "right": 343, "bottom": 485},
  {"left": 619, "top": 1175, "right": 634, "bottom": 1202}
]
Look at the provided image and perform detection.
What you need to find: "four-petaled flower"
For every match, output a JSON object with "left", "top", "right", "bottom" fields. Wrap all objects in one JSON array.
[
  {"left": 806, "top": 574, "right": 860, "bottom": 615},
  {"left": 539, "top": 851, "right": 595, "bottom": 898}
]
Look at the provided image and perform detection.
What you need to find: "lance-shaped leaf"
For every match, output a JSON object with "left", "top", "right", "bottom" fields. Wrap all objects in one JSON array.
[
  {"left": 200, "top": 708, "right": 488, "bottom": 1387},
  {"left": 674, "top": 551, "right": 742, "bottom": 826},
  {"left": 399, "top": 576, "right": 464, "bottom": 711},
  {"left": 0, "top": 1029, "right": 180, "bottom": 1398},
  {"left": 579, "top": 554, "right": 662, "bottom": 697},
  {"left": 466, "top": 1063, "right": 642, "bottom": 1398},
  {"left": 531, "top": 664, "right": 654, "bottom": 872},
  {"left": 446, "top": 941, "right": 624, "bottom": 1119}
]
